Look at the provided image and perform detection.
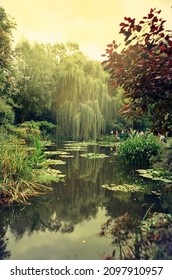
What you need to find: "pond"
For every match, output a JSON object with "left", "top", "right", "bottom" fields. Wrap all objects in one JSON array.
[{"left": 0, "top": 142, "right": 170, "bottom": 260}]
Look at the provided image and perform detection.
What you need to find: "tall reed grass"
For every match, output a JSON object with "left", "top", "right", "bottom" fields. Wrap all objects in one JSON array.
[{"left": 0, "top": 136, "right": 52, "bottom": 204}]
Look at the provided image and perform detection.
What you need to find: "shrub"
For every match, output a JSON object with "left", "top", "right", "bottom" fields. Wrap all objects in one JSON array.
[
  {"left": 38, "top": 121, "right": 57, "bottom": 136},
  {"left": 117, "top": 133, "right": 161, "bottom": 165},
  {"left": 0, "top": 98, "right": 15, "bottom": 125},
  {"left": 20, "top": 120, "right": 57, "bottom": 142}
]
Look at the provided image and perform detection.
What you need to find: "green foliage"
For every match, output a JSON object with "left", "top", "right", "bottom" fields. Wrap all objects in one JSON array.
[
  {"left": 4, "top": 121, "right": 57, "bottom": 145},
  {"left": 137, "top": 168, "right": 172, "bottom": 183},
  {"left": 37, "top": 121, "right": 57, "bottom": 137},
  {"left": 0, "top": 7, "right": 16, "bottom": 125},
  {"left": 55, "top": 50, "right": 113, "bottom": 140},
  {"left": 80, "top": 153, "right": 109, "bottom": 159},
  {"left": 118, "top": 133, "right": 161, "bottom": 165},
  {"left": 0, "top": 97, "right": 15, "bottom": 125},
  {"left": 0, "top": 6, "right": 15, "bottom": 68},
  {"left": 14, "top": 40, "right": 56, "bottom": 122},
  {"left": 14, "top": 39, "right": 117, "bottom": 139},
  {"left": 0, "top": 136, "right": 56, "bottom": 204}
]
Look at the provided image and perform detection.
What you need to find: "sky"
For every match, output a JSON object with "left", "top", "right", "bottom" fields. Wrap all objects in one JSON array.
[{"left": 1, "top": 0, "right": 172, "bottom": 60}]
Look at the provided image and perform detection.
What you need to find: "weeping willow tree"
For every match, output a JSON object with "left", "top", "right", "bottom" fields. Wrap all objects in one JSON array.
[{"left": 53, "top": 43, "right": 115, "bottom": 140}]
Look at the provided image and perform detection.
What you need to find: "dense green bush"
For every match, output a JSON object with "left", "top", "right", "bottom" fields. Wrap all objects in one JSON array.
[
  {"left": 117, "top": 133, "right": 161, "bottom": 165},
  {"left": 20, "top": 121, "right": 57, "bottom": 141},
  {"left": 37, "top": 121, "right": 57, "bottom": 137},
  {"left": 0, "top": 98, "right": 15, "bottom": 125},
  {"left": 3, "top": 121, "right": 57, "bottom": 145}
]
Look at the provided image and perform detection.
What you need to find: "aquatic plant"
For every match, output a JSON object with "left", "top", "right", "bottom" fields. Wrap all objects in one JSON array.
[
  {"left": 41, "top": 159, "right": 66, "bottom": 166},
  {"left": 80, "top": 153, "right": 109, "bottom": 159},
  {"left": 137, "top": 168, "right": 172, "bottom": 183},
  {"left": 117, "top": 133, "right": 161, "bottom": 165},
  {"left": 44, "top": 150, "right": 70, "bottom": 155},
  {"left": 101, "top": 183, "right": 144, "bottom": 192},
  {"left": 0, "top": 138, "right": 58, "bottom": 205}
]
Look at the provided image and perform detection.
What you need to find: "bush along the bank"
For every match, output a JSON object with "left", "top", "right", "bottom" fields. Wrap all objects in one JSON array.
[
  {"left": 117, "top": 133, "right": 161, "bottom": 166},
  {"left": 4, "top": 121, "right": 57, "bottom": 145},
  {"left": 0, "top": 137, "right": 57, "bottom": 205}
]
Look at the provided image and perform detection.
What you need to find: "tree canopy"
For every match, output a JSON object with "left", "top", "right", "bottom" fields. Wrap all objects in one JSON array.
[
  {"left": 14, "top": 40, "right": 56, "bottom": 122},
  {"left": 14, "top": 41, "right": 117, "bottom": 139},
  {"left": 52, "top": 43, "right": 114, "bottom": 140},
  {"left": 0, "top": 7, "right": 16, "bottom": 125},
  {"left": 102, "top": 8, "right": 172, "bottom": 134}
]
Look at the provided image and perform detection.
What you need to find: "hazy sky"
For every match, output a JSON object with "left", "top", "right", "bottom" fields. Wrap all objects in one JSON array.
[{"left": 1, "top": 0, "right": 172, "bottom": 60}]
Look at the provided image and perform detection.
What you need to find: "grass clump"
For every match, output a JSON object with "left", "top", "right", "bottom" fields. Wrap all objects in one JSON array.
[{"left": 0, "top": 137, "right": 56, "bottom": 205}]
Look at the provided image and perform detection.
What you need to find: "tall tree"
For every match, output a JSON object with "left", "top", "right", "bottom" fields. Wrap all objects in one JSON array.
[
  {"left": 52, "top": 44, "right": 114, "bottom": 140},
  {"left": 102, "top": 8, "right": 172, "bottom": 134},
  {"left": 14, "top": 40, "right": 56, "bottom": 122},
  {"left": 0, "top": 7, "right": 16, "bottom": 125}
]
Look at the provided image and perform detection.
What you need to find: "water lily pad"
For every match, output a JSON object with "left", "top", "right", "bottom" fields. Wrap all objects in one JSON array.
[
  {"left": 42, "top": 159, "right": 66, "bottom": 166},
  {"left": 98, "top": 143, "right": 115, "bottom": 147},
  {"left": 64, "top": 147, "right": 87, "bottom": 152},
  {"left": 101, "top": 183, "right": 144, "bottom": 192},
  {"left": 47, "top": 168, "right": 66, "bottom": 179},
  {"left": 44, "top": 150, "right": 69, "bottom": 155},
  {"left": 35, "top": 168, "right": 66, "bottom": 184},
  {"left": 59, "top": 155, "right": 74, "bottom": 158},
  {"left": 80, "top": 153, "right": 109, "bottom": 159},
  {"left": 137, "top": 169, "right": 172, "bottom": 183},
  {"left": 64, "top": 141, "right": 96, "bottom": 147}
]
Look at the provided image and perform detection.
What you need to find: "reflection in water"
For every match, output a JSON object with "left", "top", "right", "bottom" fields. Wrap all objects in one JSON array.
[
  {"left": 0, "top": 143, "right": 168, "bottom": 259},
  {"left": 0, "top": 214, "right": 10, "bottom": 260}
]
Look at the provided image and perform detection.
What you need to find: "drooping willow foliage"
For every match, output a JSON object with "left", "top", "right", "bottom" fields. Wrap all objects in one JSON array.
[
  {"left": 14, "top": 41, "right": 119, "bottom": 139},
  {"left": 53, "top": 46, "right": 115, "bottom": 140}
]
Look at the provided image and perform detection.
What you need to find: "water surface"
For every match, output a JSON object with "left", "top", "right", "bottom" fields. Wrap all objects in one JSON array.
[{"left": 0, "top": 142, "right": 167, "bottom": 260}]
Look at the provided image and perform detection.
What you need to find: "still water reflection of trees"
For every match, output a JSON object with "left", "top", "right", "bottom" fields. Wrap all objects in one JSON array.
[{"left": 0, "top": 144, "right": 167, "bottom": 259}]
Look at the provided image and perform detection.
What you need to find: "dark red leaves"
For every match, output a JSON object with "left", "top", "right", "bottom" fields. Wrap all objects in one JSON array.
[
  {"left": 152, "top": 16, "right": 158, "bottom": 23},
  {"left": 136, "top": 25, "right": 142, "bottom": 32},
  {"left": 165, "top": 35, "right": 170, "bottom": 41},
  {"left": 160, "top": 45, "right": 166, "bottom": 52},
  {"left": 120, "top": 22, "right": 128, "bottom": 27},
  {"left": 148, "top": 13, "right": 154, "bottom": 19},
  {"left": 146, "top": 42, "right": 153, "bottom": 51},
  {"left": 168, "top": 40, "right": 172, "bottom": 47},
  {"left": 145, "top": 34, "right": 150, "bottom": 42},
  {"left": 124, "top": 16, "right": 132, "bottom": 22},
  {"left": 125, "top": 39, "right": 132, "bottom": 46},
  {"left": 107, "top": 44, "right": 113, "bottom": 48},
  {"left": 102, "top": 8, "right": 172, "bottom": 129},
  {"left": 124, "top": 30, "right": 132, "bottom": 41},
  {"left": 150, "top": 25, "right": 158, "bottom": 32}
]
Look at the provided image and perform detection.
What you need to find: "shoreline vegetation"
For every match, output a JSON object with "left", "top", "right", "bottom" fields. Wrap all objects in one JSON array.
[
  {"left": 0, "top": 124, "right": 171, "bottom": 206},
  {"left": 0, "top": 133, "right": 62, "bottom": 205}
]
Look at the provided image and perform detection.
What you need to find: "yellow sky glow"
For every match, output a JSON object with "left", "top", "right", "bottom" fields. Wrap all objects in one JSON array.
[{"left": 1, "top": 0, "right": 172, "bottom": 60}]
